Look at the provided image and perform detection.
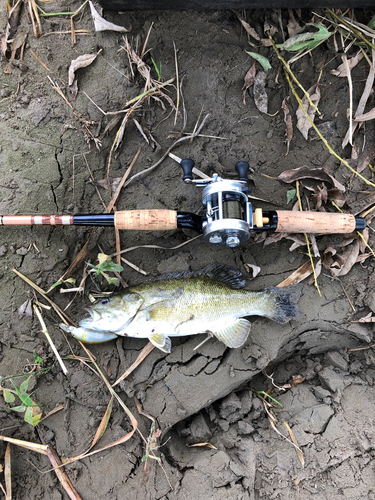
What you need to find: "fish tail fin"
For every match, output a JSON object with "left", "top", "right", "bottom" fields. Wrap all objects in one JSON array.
[{"left": 266, "top": 285, "right": 302, "bottom": 324}]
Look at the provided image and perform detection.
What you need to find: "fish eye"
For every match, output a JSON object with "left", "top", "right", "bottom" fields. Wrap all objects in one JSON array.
[{"left": 100, "top": 298, "right": 109, "bottom": 305}]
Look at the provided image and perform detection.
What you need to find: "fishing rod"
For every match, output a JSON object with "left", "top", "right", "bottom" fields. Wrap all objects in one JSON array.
[{"left": 1, "top": 159, "right": 366, "bottom": 248}]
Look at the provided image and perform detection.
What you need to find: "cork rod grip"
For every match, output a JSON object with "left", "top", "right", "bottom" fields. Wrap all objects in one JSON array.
[
  {"left": 114, "top": 210, "right": 178, "bottom": 231},
  {"left": 275, "top": 211, "right": 357, "bottom": 234}
]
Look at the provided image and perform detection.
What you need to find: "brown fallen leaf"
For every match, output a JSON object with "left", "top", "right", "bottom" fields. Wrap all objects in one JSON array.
[
  {"left": 253, "top": 71, "right": 268, "bottom": 114},
  {"left": 342, "top": 52, "right": 375, "bottom": 148},
  {"left": 277, "top": 259, "right": 320, "bottom": 287},
  {"left": 354, "top": 312, "right": 375, "bottom": 323},
  {"left": 331, "top": 51, "right": 363, "bottom": 77},
  {"left": 323, "top": 239, "right": 360, "bottom": 276},
  {"left": 276, "top": 165, "right": 345, "bottom": 193},
  {"left": 68, "top": 51, "right": 101, "bottom": 88},
  {"left": 287, "top": 10, "right": 301, "bottom": 37},
  {"left": 242, "top": 63, "right": 256, "bottom": 104},
  {"left": 234, "top": 12, "right": 272, "bottom": 46},
  {"left": 296, "top": 83, "right": 320, "bottom": 140},
  {"left": 353, "top": 108, "right": 375, "bottom": 122},
  {"left": 284, "top": 421, "right": 304, "bottom": 467},
  {"left": 282, "top": 99, "right": 293, "bottom": 155},
  {"left": 87, "top": 177, "right": 122, "bottom": 192}
]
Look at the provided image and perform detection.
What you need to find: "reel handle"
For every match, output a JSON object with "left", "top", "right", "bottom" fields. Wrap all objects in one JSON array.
[
  {"left": 274, "top": 210, "right": 365, "bottom": 234},
  {"left": 235, "top": 161, "right": 250, "bottom": 182},
  {"left": 180, "top": 158, "right": 195, "bottom": 182}
]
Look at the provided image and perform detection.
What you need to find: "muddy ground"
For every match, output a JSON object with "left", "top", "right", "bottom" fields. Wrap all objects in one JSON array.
[{"left": 0, "top": 3, "right": 375, "bottom": 499}]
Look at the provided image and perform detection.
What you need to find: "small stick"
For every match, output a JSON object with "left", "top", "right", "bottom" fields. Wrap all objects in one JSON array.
[
  {"left": 112, "top": 342, "right": 155, "bottom": 387},
  {"left": 33, "top": 304, "right": 68, "bottom": 375},
  {"left": 106, "top": 147, "right": 142, "bottom": 213},
  {"left": 5, "top": 443, "right": 11, "bottom": 500},
  {"left": 30, "top": 49, "right": 51, "bottom": 71},
  {"left": 173, "top": 41, "right": 180, "bottom": 125}
]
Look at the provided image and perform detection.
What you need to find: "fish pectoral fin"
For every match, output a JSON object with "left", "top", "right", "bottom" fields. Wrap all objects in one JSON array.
[
  {"left": 149, "top": 333, "right": 171, "bottom": 353},
  {"left": 60, "top": 324, "right": 117, "bottom": 344},
  {"left": 211, "top": 318, "right": 251, "bottom": 348}
]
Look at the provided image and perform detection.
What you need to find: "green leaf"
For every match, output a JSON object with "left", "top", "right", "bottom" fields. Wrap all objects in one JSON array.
[
  {"left": 19, "top": 376, "right": 30, "bottom": 395},
  {"left": 368, "top": 14, "right": 375, "bottom": 29},
  {"left": 245, "top": 51, "right": 271, "bottom": 72},
  {"left": 287, "top": 189, "right": 296, "bottom": 204},
  {"left": 24, "top": 407, "right": 42, "bottom": 426},
  {"left": 106, "top": 277, "right": 120, "bottom": 286},
  {"left": 277, "top": 23, "right": 331, "bottom": 52},
  {"left": 31, "top": 413, "right": 42, "bottom": 426},
  {"left": 11, "top": 405, "right": 26, "bottom": 412},
  {"left": 98, "top": 261, "right": 124, "bottom": 273},
  {"left": 3, "top": 388, "right": 16, "bottom": 403},
  {"left": 33, "top": 350, "right": 43, "bottom": 365}
]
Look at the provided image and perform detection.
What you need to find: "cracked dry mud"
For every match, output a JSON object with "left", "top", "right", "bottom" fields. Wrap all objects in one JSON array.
[{"left": 0, "top": 4, "right": 375, "bottom": 500}]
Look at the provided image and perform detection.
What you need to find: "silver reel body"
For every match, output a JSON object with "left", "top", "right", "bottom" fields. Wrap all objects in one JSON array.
[{"left": 201, "top": 175, "right": 253, "bottom": 247}]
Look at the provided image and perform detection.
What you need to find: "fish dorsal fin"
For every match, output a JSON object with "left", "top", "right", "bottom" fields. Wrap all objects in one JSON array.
[
  {"left": 159, "top": 264, "right": 246, "bottom": 289},
  {"left": 149, "top": 333, "right": 172, "bottom": 353},
  {"left": 212, "top": 318, "right": 251, "bottom": 348}
]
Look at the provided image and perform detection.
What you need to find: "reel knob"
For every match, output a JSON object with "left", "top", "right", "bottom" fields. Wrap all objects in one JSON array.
[
  {"left": 180, "top": 158, "right": 195, "bottom": 182},
  {"left": 235, "top": 161, "right": 250, "bottom": 182}
]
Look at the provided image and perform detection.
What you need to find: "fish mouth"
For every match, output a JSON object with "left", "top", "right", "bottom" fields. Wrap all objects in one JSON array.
[
  {"left": 80, "top": 307, "right": 137, "bottom": 333},
  {"left": 85, "top": 308, "right": 102, "bottom": 321}
]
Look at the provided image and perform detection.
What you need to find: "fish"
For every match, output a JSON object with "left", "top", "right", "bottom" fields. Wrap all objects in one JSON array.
[{"left": 60, "top": 264, "right": 301, "bottom": 353}]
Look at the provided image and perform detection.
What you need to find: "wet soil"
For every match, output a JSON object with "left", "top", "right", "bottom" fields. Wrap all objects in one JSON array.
[{"left": 0, "top": 4, "right": 374, "bottom": 499}]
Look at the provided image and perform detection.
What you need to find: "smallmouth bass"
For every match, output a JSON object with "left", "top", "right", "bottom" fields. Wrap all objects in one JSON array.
[{"left": 60, "top": 264, "right": 301, "bottom": 353}]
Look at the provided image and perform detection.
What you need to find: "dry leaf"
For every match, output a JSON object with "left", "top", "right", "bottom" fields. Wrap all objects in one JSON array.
[
  {"left": 5, "top": 443, "right": 11, "bottom": 500},
  {"left": 277, "top": 259, "right": 320, "bottom": 287},
  {"left": 235, "top": 11, "right": 261, "bottom": 40},
  {"left": 282, "top": 99, "right": 293, "bottom": 155},
  {"left": 296, "top": 83, "right": 320, "bottom": 140},
  {"left": 331, "top": 52, "right": 363, "bottom": 77},
  {"left": 89, "top": 1, "right": 131, "bottom": 33},
  {"left": 242, "top": 63, "right": 256, "bottom": 104},
  {"left": 284, "top": 421, "right": 305, "bottom": 467},
  {"left": 68, "top": 52, "right": 99, "bottom": 87},
  {"left": 353, "top": 108, "right": 375, "bottom": 122},
  {"left": 287, "top": 10, "right": 301, "bottom": 37},
  {"left": 276, "top": 166, "right": 345, "bottom": 193},
  {"left": 234, "top": 11, "right": 272, "bottom": 46},
  {"left": 355, "top": 312, "right": 375, "bottom": 323},
  {"left": 18, "top": 298, "right": 33, "bottom": 317},
  {"left": 323, "top": 239, "right": 360, "bottom": 276},
  {"left": 253, "top": 71, "right": 268, "bottom": 114},
  {"left": 186, "top": 442, "right": 217, "bottom": 449},
  {"left": 244, "top": 263, "right": 261, "bottom": 278}
]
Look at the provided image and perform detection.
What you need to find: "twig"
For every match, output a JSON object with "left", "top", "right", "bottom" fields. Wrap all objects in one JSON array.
[
  {"left": 30, "top": 49, "right": 51, "bottom": 71},
  {"left": 120, "top": 257, "right": 148, "bottom": 275},
  {"left": 112, "top": 342, "right": 155, "bottom": 387},
  {"left": 33, "top": 304, "right": 68, "bottom": 375},
  {"left": 173, "top": 41, "right": 180, "bottom": 125},
  {"left": 110, "top": 234, "right": 202, "bottom": 259},
  {"left": 106, "top": 147, "right": 142, "bottom": 213},
  {"left": 342, "top": 52, "right": 353, "bottom": 145},
  {"left": 121, "top": 114, "right": 210, "bottom": 190}
]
